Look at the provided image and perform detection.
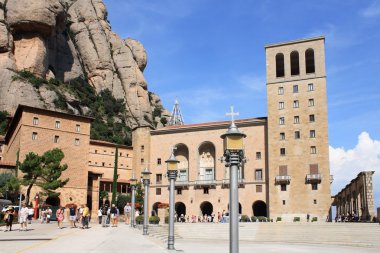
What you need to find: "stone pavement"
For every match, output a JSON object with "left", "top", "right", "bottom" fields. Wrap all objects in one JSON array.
[{"left": 1, "top": 221, "right": 379, "bottom": 253}]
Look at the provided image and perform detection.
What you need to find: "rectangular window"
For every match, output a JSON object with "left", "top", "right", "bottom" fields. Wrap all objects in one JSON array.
[
  {"left": 310, "top": 146, "right": 317, "bottom": 154},
  {"left": 279, "top": 117, "right": 285, "bottom": 125},
  {"left": 55, "top": 120, "right": 61, "bottom": 129},
  {"left": 293, "top": 100, "right": 299, "bottom": 108},
  {"left": 280, "top": 132, "right": 285, "bottom": 140},
  {"left": 308, "top": 99, "right": 315, "bottom": 107},
  {"left": 314, "top": 199, "right": 317, "bottom": 204},
  {"left": 282, "top": 200, "right": 286, "bottom": 205},
  {"left": 32, "top": 117, "right": 39, "bottom": 125},
  {"left": 255, "top": 152, "right": 261, "bottom": 160},
  {"left": 256, "top": 185, "right": 262, "bottom": 193},
  {"left": 32, "top": 132, "right": 38, "bottom": 140},
  {"left": 294, "top": 131, "right": 300, "bottom": 139},
  {"left": 157, "top": 158, "right": 162, "bottom": 165},
  {"left": 54, "top": 135, "right": 59, "bottom": 143},
  {"left": 308, "top": 83, "right": 314, "bottom": 91},
  {"left": 279, "top": 102, "right": 284, "bottom": 110},
  {"left": 75, "top": 138, "right": 80, "bottom": 146},
  {"left": 309, "top": 114, "right": 315, "bottom": 122},
  {"left": 280, "top": 148, "right": 286, "bottom": 156},
  {"left": 156, "top": 188, "right": 161, "bottom": 195},
  {"left": 310, "top": 130, "right": 316, "bottom": 138},
  {"left": 312, "top": 184, "right": 318, "bottom": 190},
  {"left": 75, "top": 124, "right": 80, "bottom": 132},
  {"left": 281, "top": 184, "right": 287, "bottom": 191},
  {"left": 294, "top": 116, "right": 300, "bottom": 124},
  {"left": 293, "top": 85, "right": 298, "bottom": 93},
  {"left": 140, "top": 158, "right": 144, "bottom": 164},
  {"left": 102, "top": 162, "right": 105, "bottom": 167},
  {"left": 120, "top": 152, "right": 122, "bottom": 156},
  {"left": 278, "top": 87, "right": 284, "bottom": 95},
  {"left": 141, "top": 145, "right": 144, "bottom": 152},
  {"left": 95, "top": 150, "right": 98, "bottom": 154},
  {"left": 156, "top": 174, "right": 162, "bottom": 184},
  {"left": 177, "top": 189, "right": 182, "bottom": 195},
  {"left": 255, "top": 169, "right": 263, "bottom": 181},
  {"left": 203, "top": 187, "right": 209, "bottom": 194}
]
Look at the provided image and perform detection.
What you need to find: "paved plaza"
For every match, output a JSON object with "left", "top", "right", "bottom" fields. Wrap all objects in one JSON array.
[{"left": 1, "top": 221, "right": 379, "bottom": 253}]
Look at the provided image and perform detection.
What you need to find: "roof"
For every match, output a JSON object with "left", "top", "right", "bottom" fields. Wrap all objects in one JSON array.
[
  {"left": 265, "top": 36, "right": 325, "bottom": 48},
  {"left": 152, "top": 117, "right": 267, "bottom": 135},
  {"left": 90, "top": 139, "right": 132, "bottom": 149},
  {"left": 4, "top": 104, "right": 93, "bottom": 143},
  {"left": 0, "top": 161, "right": 16, "bottom": 167}
]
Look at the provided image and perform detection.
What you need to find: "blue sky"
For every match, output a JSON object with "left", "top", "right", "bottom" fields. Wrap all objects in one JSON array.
[{"left": 103, "top": 0, "right": 380, "bottom": 208}]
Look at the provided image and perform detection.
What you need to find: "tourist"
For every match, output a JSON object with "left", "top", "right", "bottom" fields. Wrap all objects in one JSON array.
[
  {"left": 27, "top": 205, "right": 34, "bottom": 224},
  {"left": 217, "top": 212, "right": 221, "bottom": 222},
  {"left": 211, "top": 212, "right": 215, "bottom": 222},
  {"left": 307, "top": 213, "right": 310, "bottom": 222},
  {"left": 110, "top": 204, "right": 118, "bottom": 227},
  {"left": 116, "top": 205, "right": 120, "bottom": 226},
  {"left": 78, "top": 205, "right": 84, "bottom": 225},
  {"left": 56, "top": 206, "right": 64, "bottom": 229},
  {"left": 40, "top": 208, "right": 46, "bottom": 223},
  {"left": 19, "top": 203, "right": 29, "bottom": 231},
  {"left": 97, "top": 206, "right": 102, "bottom": 224},
  {"left": 4, "top": 206, "right": 14, "bottom": 232},
  {"left": 46, "top": 207, "right": 52, "bottom": 223},
  {"left": 124, "top": 203, "right": 131, "bottom": 225},
  {"left": 82, "top": 204, "right": 90, "bottom": 229},
  {"left": 69, "top": 204, "right": 77, "bottom": 228},
  {"left": 101, "top": 205, "right": 108, "bottom": 227}
]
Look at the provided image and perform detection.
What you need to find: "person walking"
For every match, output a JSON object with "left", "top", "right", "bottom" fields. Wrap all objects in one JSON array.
[
  {"left": 98, "top": 206, "right": 103, "bottom": 224},
  {"left": 69, "top": 204, "right": 77, "bottom": 228},
  {"left": 101, "top": 205, "right": 108, "bottom": 227},
  {"left": 56, "top": 206, "right": 64, "bottom": 229},
  {"left": 124, "top": 203, "right": 131, "bottom": 225},
  {"left": 110, "top": 204, "right": 118, "bottom": 227},
  {"left": 19, "top": 203, "right": 29, "bottom": 231},
  {"left": 4, "top": 207, "right": 14, "bottom": 232},
  {"left": 46, "top": 207, "right": 52, "bottom": 223},
  {"left": 27, "top": 205, "right": 34, "bottom": 224},
  {"left": 82, "top": 204, "right": 90, "bottom": 229}
]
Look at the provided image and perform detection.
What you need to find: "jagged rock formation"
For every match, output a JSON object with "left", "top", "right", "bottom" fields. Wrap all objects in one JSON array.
[{"left": 0, "top": 0, "right": 169, "bottom": 129}]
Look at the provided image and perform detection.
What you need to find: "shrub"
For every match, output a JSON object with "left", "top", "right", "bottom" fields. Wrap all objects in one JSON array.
[
  {"left": 276, "top": 217, "right": 282, "bottom": 222},
  {"left": 165, "top": 216, "right": 169, "bottom": 224},
  {"left": 251, "top": 216, "right": 257, "bottom": 222},
  {"left": 311, "top": 217, "right": 318, "bottom": 222},
  {"left": 135, "top": 215, "right": 144, "bottom": 224},
  {"left": 257, "top": 216, "right": 267, "bottom": 222},
  {"left": 149, "top": 216, "right": 160, "bottom": 224},
  {"left": 160, "top": 117, "right": 168, "bottom": 126},
  {"left": 240, "top": 215, "right": 250, "bottom": 222},
  {"left": 0, "top": 111, "right": 9, "bottom": 135},
  {"left": 293, "top": 217, "right": 300, "bottom": 222}
]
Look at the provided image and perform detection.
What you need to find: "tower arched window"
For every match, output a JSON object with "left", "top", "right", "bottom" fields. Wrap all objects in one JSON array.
[
  {"left": 275, "top": 53, "right": 285, "bottom": 77},
  {"left": 305, "top": 48, "right": 315, "bottom": 74},
  {"left": 290, "top": 51, "right": 300, "bottom": 76}
]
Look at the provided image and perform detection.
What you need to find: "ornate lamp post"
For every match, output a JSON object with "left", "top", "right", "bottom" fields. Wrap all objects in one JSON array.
[
  {"left": 141, "top": 167, "right": 152, "bottom": 235},
  {"left": 165, "top": 148, "right": 180, "bottom": 250},
  {"left": 130, "top": 174, "right": 138, "bottom": 228},
  {"left": 221, "top": 107, "right": 246, "bottom": 253}
]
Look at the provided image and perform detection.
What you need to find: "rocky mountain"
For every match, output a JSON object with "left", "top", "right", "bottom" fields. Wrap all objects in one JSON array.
[{"left": 0, "top": 0, "right": 170, "bottom": 136}]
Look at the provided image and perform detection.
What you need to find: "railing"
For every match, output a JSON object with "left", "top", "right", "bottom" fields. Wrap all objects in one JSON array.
[
  {"left": 175, "top": 180, "right": 189, "bottom": 186},
  {"left": 306, "top": 174, "right": 322, "bottom": 183},
  {"left": 221, "top": 178, "right": 245, "bottom": 188},
  {"left": 275, "top": 175, "right": 291, "bottom": 184},
  {"left": 194, "top": 179, "right": 217, "bottom": 187}
]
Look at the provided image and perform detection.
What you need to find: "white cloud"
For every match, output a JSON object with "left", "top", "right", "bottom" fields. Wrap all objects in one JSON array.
[
  {"left": 330, "top": 132, "right": 380, "bottom": 208},
  {"left": 237, "top": 74, "right": 266, "bottom": 92},
  {"left": 360, "top": 0, "right": 380, "bottom": 17}
]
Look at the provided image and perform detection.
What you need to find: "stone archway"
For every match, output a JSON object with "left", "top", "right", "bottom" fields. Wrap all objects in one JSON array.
[
  {"left": 152, "top": 202, "right": 161, "bottom": 216},
  {"left": 252, "top": 200, "right": 267, "bottom": 217},
  {"left": 175, "top": 202, "right": 186, "bottom": 216},
  {"left": 45, "top": 196, "right": 60, "bottom": 206},
  {"left": 200, "top": 201, "right": 213, "bottom": 216}
]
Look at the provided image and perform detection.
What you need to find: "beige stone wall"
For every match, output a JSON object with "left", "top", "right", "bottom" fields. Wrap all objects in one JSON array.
[
  {"left": 147, "top": 120, "right": 268, "bottom": 218},
  {"left": 266, "top": 37, "right": 331, "bottom": 221},
  {"left": 132, "top": 127, "right": 151, "bottom": 177}
]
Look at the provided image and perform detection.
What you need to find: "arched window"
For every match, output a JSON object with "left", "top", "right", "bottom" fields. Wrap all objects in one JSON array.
[
  {"left": 275, "top": 53, "right": 285, "bottom": 77},
  {"left": 175, "top": 143, "right": 189, "bottom": 182},
  {"left": 305, "top": 49, "right": 315, "bottom": 73},
  {"left": 290, "top": 51, "right": 300, "bottom": 76}
]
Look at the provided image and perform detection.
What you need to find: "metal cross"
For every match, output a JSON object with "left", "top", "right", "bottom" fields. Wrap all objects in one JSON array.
[{"left": 226, "top": 106, "right": 239, "bottom": 123}]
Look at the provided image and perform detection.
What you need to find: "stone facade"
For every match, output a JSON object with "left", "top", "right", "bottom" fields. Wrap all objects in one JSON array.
[{"left": 334, "top": 171, "right": 375, "bottom": 221}]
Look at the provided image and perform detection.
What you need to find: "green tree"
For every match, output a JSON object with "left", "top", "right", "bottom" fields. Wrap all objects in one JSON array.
[
  {"left": 0, "top": 173, "right": 20, "bottom": 201},
  {"left": 19, "top": 148, "right": 69, "bottom": 204}
]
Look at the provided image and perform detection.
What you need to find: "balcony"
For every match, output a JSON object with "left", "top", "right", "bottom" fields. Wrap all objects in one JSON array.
[
  {"left": 221, "top": 178, "right": 245, "bottom": 188},
  {"left": 306, "top": 174, "right": 322, "bottom": 183},
  {"left": 175, "top": 180, "right": 189, "bottom": 189},
  {"left": 275, "top": 175, "right": 291, "bottom": 184},
  {"left": 194, "top": 179, "right": 217, "bottom": 189}
]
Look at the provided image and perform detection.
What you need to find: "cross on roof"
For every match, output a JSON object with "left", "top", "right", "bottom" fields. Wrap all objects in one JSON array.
[{"left": 226, "top": 106, "right": 239, "bottom": 123}]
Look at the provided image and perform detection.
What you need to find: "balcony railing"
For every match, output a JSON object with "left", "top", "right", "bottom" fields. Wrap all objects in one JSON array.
[
  {"left": 306, "top": 174, "right": 322, "bottom": 183},
  {"left": 194, "top": 179, "right": 217, "bottom": 188},
  {"left": 275, "top": 175, "right": 291, "bottom": 184},
  {"left": 175, "top": 180, "right": 189, "bottom": 188},
  {"left": 221, "top": 178, "right": 245, "bottom": 188}
]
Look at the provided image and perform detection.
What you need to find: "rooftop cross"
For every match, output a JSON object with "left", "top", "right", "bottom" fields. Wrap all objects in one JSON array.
[{"left": 226, "top": 106, "right": 239, "bottom": 123}]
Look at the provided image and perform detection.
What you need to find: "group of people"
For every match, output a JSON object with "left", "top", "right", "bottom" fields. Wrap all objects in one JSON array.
[
  {"left": 98, "top": 203, "right": 138, "bottom": 227},
  {"left": 335, "top": 212, "right": 360, "bottom": 222},
  {"left": 2, "top": 204, "right": 34, "bottom": 232}
]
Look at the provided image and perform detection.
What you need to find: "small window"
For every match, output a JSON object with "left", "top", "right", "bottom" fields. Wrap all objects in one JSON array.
[
  {"left": 294, "top": 116, "right": 300, "bottom": 124},
  {"left": 280, "top": 148, "right": 286, "bottom": 156},
  {"left": 75, "top": 124, "right": 80, "bottom": 132},
  {"left": 120, "top": 152, "right": 122, "bottom": 156},
  {"left": 102, "top": 162, "right": 105, "bottom": 167},
  {"left": 281, "top": 184, "right": 287, "bottom": 191},
  {"left": 88, "top": 161, "right": 91, "bottom": 164},
  {"left": 308, "top": 99, "right": 315, "bottom": 107},
  {"left": 203, "top": 187, "right": 209, "bottom": 194},
  {"left": 141, "top": 145, "right": 145, "bottom": 152},
  {"left": 312, "top": 184, "right": 318, "bottom": 190},
  {"left": 309, "top": 114, "right": 315, "bottom": 122},
  {"left": 255, "top": 169, "right": 263, "bottom": 181},
  {"left": 157, "top": 158, "right": 162, "bottom": 165},
  {"left": 278, "top": 87, "right": 284, "bottom": 95},
  {"left": 75, "top": 138, "right": 80, "bottom": 146},
  {"left": 256, "top": 185, "right": 262, "bottom": 193},
  {"left": 55, "top": 120, "right": 61, "bottom": 129},
  {"left": 279, "top": 102, "right": 284, "bottom": 110},
  {"left": 177, "top": 189, "right": 182, "bottom": 195},
  {"left": 310, "top": 130, "right": 316, "bottom": 138},
  {"left": 294, "top": 131, "right": 300, "bottom": 139},
  {"left": 280, "top": 132, "right": 285, "bottom": 140},
  {"left": 141, "top": 158, "right": 144, "bottom": 164},
  {"left": 308, "top": 83, "right": 314, "bottom": 91},
  {"left": 156, "top": 188, "right": 161, "bottom": 195},
  {"left": 54, "top": 135, "right": 59, "bottom": 143},
  {"left": 293, "top": 100, "right": 299, "bottom": 108},
  {"left": 95, "top": 150, "right": 98, "bottom": 154},
  {"left": 156, "top": 174, "right": 162, "bottom": 184},
  {"left": 279, "top": 117, "right": 285, "bottom": 125},
  {"left": 313, "top": 199, "right": 317, "bottom": 204},
  {"left": 293, "top": 85, "right": 299, "bottom": 93},
  {"left": 282, "top": 200, "right": 286, "bottom": 205},
  {"left": 32, "top": 132, "right": 38, "bottom": 140},
  {"left": 32, "top": 117, "right": 39, "bottom": 125},
  {"left": 256, "top": 152, "right": 261, "bottom": 160},
  {"left": 310, "top": 146, "right": 317, "bottom": 154}
]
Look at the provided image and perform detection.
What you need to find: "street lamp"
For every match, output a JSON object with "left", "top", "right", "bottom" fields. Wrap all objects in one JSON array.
[
  {"left": 141, "top": 167, "right": 152, "bottom": 235},
  {"left": 165, "top": 148, "right": 180, "bottom": 250},
  {"left": 130, "top": 174, "right": 138, "bottom": 228},
  {"left": 220, "top": 106, "right": 246, "bottom": 253}
]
